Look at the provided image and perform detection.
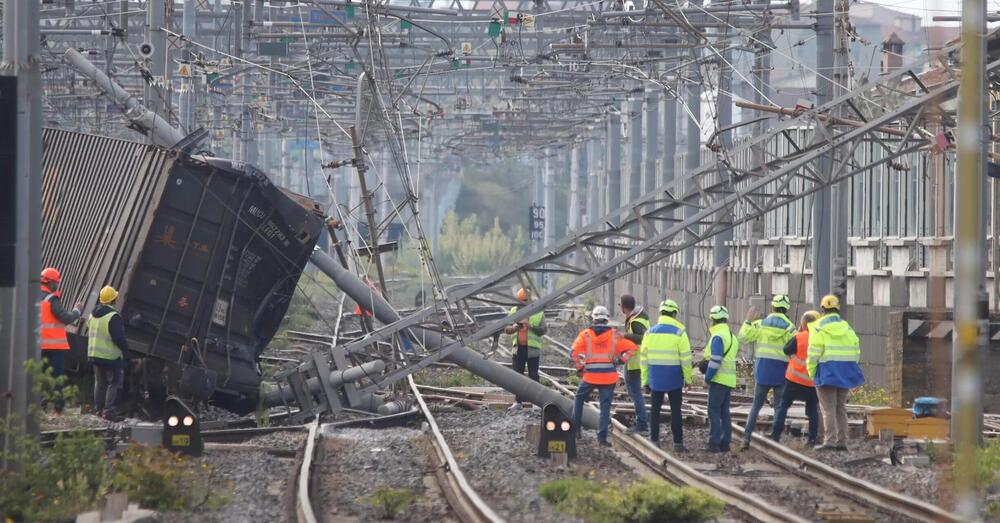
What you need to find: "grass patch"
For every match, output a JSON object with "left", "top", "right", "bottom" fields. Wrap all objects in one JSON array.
[
  {"left": 364, "top": 487, "right": 417, "bottom": 519},
  {"left": 413, "top": 368, "right": 485, "bottom": 388},
  {"left": 849, "top": 385, "right": 891, "bottom": 406},
  {"left": 539, "top": 478, "right": 724, "bottom": 523}
]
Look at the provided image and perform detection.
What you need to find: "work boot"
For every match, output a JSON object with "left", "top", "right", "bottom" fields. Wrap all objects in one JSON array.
[
  {"left": 673, "top": 443, "right": 688, "bottom": 453},
  {"left": 740, "top": 440, "right": 751, "bottom": 451},
  {"left": 835, "top": 443, "right": 849, "bottom": 451},
  {"left": 598, "top": 439, "right": 612, "bottom": 448},
  {"left": 507, "top": 402, "right": 522, "bottom": 412},
  {"left": 813, "top": 444, "right": 838, "bottom": 451},
  {"left": 626, "top": 425, "right": 647, "bottom": 435},
  {"left": 720, "top": 444, "right": 731, "bottom": 452}
]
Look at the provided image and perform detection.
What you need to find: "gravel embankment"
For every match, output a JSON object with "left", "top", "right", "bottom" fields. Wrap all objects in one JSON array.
[
  {"left": 799, "top": 435, "right": 949, "bottom": 510},
  {"left": 313, "top": 426, "right": 455, "bottom": 522},
  {"left": 160, "top": 446, "right": 300, "bottom": 523},
  {"left": 434, "top": 406, "right": 636, "bottom": 523}
]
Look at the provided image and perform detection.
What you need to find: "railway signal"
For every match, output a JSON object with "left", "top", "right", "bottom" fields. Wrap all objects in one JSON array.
[
  {"left": 538, "top": 403, "right": 576, "bottom": 460},
  {"left": 163, "top": 396, "right": 203, "bottom": 456}
]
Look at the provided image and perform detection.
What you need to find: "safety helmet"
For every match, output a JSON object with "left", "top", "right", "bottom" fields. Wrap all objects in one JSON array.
[
  {"left": 820, "top": 294, "right": 840, "bottom": 310},
  {"left": 801, "top": 310, "right": 820, "bottom": 325},
  {"left": 708, "top": 305, "right": 729, "bottom": 321},
  {"left": 99, "top": 286, "right": 119, "bottom": 304},
  {"left": 771, "top": 294, "right": 791, "bottom": 310},
  {"left": 659, "top": 299, "right": 679, "bottom": 314},
  {"left": 591, "top": 305, "right": 611, "bottom": 322},
  {"left": 40, "top": 267, "right": 61, "bottom": 284},
  {"left": 516, "top": 288, "right": 530, "bottom": 302}
]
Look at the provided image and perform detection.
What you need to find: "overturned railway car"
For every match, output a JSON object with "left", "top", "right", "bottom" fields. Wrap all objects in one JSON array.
[{"left": 42, "top": 129, "right": 324, "bottom": 413}]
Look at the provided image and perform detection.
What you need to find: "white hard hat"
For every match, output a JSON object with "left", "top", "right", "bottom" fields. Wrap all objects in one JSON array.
[{"left": 591, "top": 305, "right": 610, "bottom": 322}]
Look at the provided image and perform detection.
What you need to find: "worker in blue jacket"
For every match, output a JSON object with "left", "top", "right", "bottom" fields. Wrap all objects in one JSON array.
[{"left": 737, "top": 295, "right": 796, "bottom": 450}]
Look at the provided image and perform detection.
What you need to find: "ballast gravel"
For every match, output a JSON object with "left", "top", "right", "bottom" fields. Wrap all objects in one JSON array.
[
  {"left": 313, "top": 426, "right": 456, "bottom": 523},
  {"left": 434, "top": 406, "right": 637, "bottom": 523}
]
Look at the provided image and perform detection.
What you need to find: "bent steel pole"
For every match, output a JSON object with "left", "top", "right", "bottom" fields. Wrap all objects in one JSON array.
[
  {"left": 308, "top": 249, "right": 600, "bottom": 428},
  {"left": 952, "top": 0, "right": 987, "bottom": 517},
  {"left": 63, "top": 49, "right": 185, "bottom": 148}
]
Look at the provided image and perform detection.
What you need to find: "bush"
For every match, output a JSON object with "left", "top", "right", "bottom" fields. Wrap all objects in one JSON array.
[
  {"left": 365, "top": 487, "right": 417, "bottom": 519},
  {"left": 437, "top": 212, "right": 526, "bottom": 275},
  {"left": 539, "top": 478, "right": 724, "bottom": 523},
  {"left": 0, "top": 361, "right": 228, "bottom": 520}
]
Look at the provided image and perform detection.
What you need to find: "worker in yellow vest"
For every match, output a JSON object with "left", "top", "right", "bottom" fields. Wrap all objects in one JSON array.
[
  {"left": 87, "top": 286, "right": 129, "bottom": 419},
  {"left": 698, "top": 305, "right": 739, "bottom": 453},
  {"left": 503, "top": 287, "right": 546, "bottom": 409},
  {"left": 620, "top": 294, "right": 650, "bottom": 434}
]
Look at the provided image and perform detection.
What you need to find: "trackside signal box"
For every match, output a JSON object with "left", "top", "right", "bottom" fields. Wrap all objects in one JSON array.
[{"left": 163, "top": 396, "right": 203, "bottom": 456}]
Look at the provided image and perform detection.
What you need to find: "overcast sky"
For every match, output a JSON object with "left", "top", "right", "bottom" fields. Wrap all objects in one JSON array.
[{"left": 863, "top": 0, "right": 970, "bottom": 26}]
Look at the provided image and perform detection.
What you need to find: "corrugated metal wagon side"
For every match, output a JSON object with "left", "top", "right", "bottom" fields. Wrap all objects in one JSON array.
[{"left": 42, "top": 129, "right": 324, "bottom": 413}]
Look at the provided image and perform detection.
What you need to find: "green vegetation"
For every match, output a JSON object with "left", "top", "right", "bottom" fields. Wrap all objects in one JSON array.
[
  {"left": 413, "top": 368, "right": 485, "bottom": 388},
  {"left": 437, "top": 212, "right": 527, "bottom": 275},
  {"left": 975, "top": 440, "right": 1000, "bottom": 491},
  {"left": 848, "top": 385, "right": 891, "bottom": 406},
  {"left": 0, "top": 360, "right": 228, "bottom": 521},
  {"left": 364, "top": 487, "right": 417, "bottom": 519},
  {"left": 452, "top": 158, "right": 536, "bottom": 233},
  {"left": 539, "top": 478, "right": 724, "bottom": 523}
]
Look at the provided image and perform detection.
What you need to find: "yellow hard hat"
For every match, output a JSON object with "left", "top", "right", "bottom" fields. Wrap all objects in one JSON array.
[
  {"left": 820, "top": 294, "right": 840, "bottom": 310},
  {"left": 99, "top": 286, "right": 119, "bottom": 304}
]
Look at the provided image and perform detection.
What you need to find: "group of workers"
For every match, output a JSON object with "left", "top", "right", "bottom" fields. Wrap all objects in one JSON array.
[
  {"left": 39, "top": 267, "right": 129, "bottom": 419},
  {"left": 506, "top": 287, "right": 865, "bottom": 453}
]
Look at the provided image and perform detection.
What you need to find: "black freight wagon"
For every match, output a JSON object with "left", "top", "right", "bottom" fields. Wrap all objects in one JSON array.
[{"left": 42, "top": 129, "right": 324, "bottom": 413}]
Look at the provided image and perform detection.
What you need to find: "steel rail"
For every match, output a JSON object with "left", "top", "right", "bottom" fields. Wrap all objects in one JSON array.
[
  {"left": 407, "top": 375, "right": 505, "bottom": 523},
  {"left": 733, "top": 421, "right": 965, "bottom": 523},
  {"left": 294, "top": 419, "right": 321, "bottom": 523}
]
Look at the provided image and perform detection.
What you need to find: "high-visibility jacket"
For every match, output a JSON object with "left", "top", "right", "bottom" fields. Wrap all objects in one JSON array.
[
  {"left": 705, "top": 323, "right": 738, "bottom": 388},
  {"left": 807, "top": 313, "right": 865, "bottom": 389},
  {"left": 87, "top": 309, "right": 123, "bottom": 361},
  {"left": 624, "top": 308, "right": 650, "bottom": 371},
  {"left": 640, "top": 315, "right": 691, "bottom": 392},
  {"left": 785, "top": 328, "right": 815, "bottom": 387},
  {"left": 509, "top": 306, "right": 545, "bottom": 357},
  {"left": 571, "top": 327, "right": 636, "bottom": 385},
  {"left": 738, "top": 312, "right": 794, "bottom": 386},
  {"left": 40, "top": 286, "right": 77, "bottom": 350}
]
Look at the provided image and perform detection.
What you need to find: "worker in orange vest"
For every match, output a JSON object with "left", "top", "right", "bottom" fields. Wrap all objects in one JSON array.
[
  {"left": 570, "top": 306, "right": 637, "bottom": 446},
  {"left": 770, "top": 310, "right": 821, "bottom": 445},
  {"left": 39, "top": 267, "right": 83, "bottom": 413}
]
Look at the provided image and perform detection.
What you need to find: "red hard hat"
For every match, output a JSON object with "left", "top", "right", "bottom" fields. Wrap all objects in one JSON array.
[
  {"left": 40, "top": 267, "right": 61, "bottom": 284},
  {"left": 516, "top": 288, "right": 530, "bottom": 302}
]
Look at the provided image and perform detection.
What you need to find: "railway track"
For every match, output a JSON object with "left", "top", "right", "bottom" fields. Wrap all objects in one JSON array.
[
  {"left": 290, "top": 380, "right": 502, "bottom": 523},
  {"left": 536, "top": 334, "right": 963, "bottom": 523}
]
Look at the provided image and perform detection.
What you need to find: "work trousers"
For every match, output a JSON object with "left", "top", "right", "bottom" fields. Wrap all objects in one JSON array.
[
  {"left": 707, "top": 382, "right": 733, "bottom": 450},
  {"left": 649, "top": 388, "right": 683, "bottom": 444},
  {"left": 92, "top": 359, "right": 124, "bottom": 413},
  {"left": 817, "top": 386, "right": 850, "bottom": 446},
  {"left": 511, "top": 345, "right": 540, "bottom": 402},
  {"left": 572, "top": 381, "right": 615, "bottom": 442},
  {"left": 625, "top": 369, "right": 648, "bottom": 430},
  {"left": 743, "top": 382, "right": 784, "bottom": 444},
  {"left": 41, "top": 350, "right": 66, "bottom": 412},
  {"left": 770, "top": 380, "right": 820, "bottom": 444}
]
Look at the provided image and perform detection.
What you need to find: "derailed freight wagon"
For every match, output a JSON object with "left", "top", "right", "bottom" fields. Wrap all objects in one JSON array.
[{"left": 42, "top": 129, "right": 324, "bottom": 413}]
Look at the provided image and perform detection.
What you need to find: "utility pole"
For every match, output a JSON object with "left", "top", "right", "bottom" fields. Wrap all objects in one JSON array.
[
  {"left": 629, "top": 95, "right": 643, "bottom": 204},
  {"left": 684, "top": 26, "right": 703, "bottom": 326},
  {"left": 351, "top": 126, "right": 389, "bottom": 295},
  {"left": 568, "top": 143, "right": 580, "bottom": 233},
  {"left": 179, "top": 0, "right": 197, "bottom": 132},
  {"left": 952, "top": 0, "right": 987, "bottom": 517},
  {"left": 747, "top": 0, "right": 773, "bottom": 299},
  {"left": 644, "top": 85, "right": 658, "bottom": 197},
  {"left": 713, "top": 50, "right": 733, "bottom": 306},
  {"left": 1, "top": 0, "right": 43, "bottom": 464},
  {"left": 811, "top": 0, "right": 843, "bottom": 304},
  {"left": 608, "top": 110, "right": 622, "bottom": 212},
  {"left": 144, "top": 0, "right": 168, "bottom": 123}
]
